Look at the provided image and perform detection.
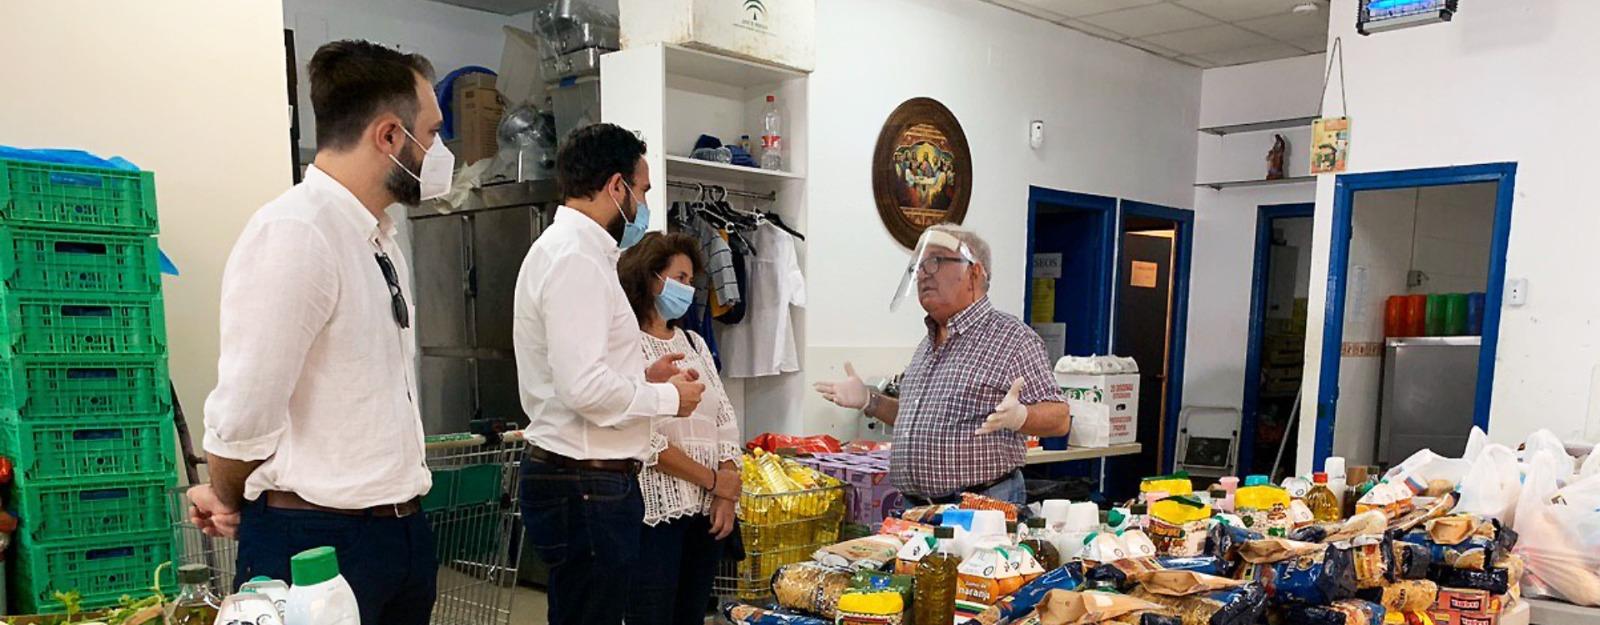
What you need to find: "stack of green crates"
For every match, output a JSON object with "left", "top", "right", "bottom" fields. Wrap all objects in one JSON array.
[{"left": 0, "top": 156, "right": 176, "bottom": 613}]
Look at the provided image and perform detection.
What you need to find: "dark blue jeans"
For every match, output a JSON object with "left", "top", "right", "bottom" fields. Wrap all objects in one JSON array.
[
  {"left": 625, "top": 514, "right": 726, "bottom": 625},
  {"left": 235, "top": 499, "right": 437, "bottom": 625},
  {"left": 519, "top": 457, "right": 644, "bottom": 625}
]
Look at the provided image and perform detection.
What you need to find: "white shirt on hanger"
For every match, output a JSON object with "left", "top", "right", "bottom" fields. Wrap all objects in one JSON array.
[
  {"left": 514, "top": 206, "right": 681, "bottom": 460},
  {"left": 203, "top": 164, "right": 430, "bottom": 509},
  {"left": 718, "top": 222, "right": 806, "bottom": 378}
]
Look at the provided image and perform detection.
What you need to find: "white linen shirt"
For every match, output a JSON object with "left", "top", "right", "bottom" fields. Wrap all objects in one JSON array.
[
  {"left": 718, "top": 222, "right": 806, "bottom": 378},
  {"left": 514, "top": 206, "right": 680, "bottom": 460},
  {"left": 203, "top": 164, "right": 429, "bottom": 509}
]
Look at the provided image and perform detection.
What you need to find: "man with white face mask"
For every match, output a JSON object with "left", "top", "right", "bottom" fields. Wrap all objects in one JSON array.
[
  {"left": 512, "top": 123, "right": 707, "bottom": 625},
  {"left": 186, "top": 40, "right": 446, "bottom": 624}
]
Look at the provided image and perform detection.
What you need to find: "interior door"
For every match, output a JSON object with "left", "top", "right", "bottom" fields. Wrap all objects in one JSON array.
[{"left": 1112, "top": 227, "right": 1175, "bottom": 493}]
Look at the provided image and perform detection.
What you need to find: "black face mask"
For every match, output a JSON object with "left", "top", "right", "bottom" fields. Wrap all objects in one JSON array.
[{"left": 383, "top": 136, "right": 425, "bottom": 206}]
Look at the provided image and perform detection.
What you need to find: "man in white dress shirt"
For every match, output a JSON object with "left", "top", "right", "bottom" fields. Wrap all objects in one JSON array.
[
  {"left": 513, "top": 123, "right": 705, "bottom": 625},
  {"left": 186, "top": 40, "right": 445, "bottom": 624}
]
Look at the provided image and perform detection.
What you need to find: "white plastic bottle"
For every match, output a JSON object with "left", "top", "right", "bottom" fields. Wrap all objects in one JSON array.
[
  {"left": 760, "top": 94, "right": 783, "bottom": 170},
  {"left": 285, "top": 547, "right": 360, "bottom": 625},
  {"left": 218, "top": 590, "right": 284, "bottom": 625},
  {"left": 1325, "top": 456, "right": 1348, "bottom": 510},
  {"left": 241, "top": 575, "right": 290, "bottom": 620}
]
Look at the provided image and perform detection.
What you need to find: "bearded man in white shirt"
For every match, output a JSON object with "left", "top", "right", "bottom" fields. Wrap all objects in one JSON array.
[
  {"left": 512, "top": 123, "right": 708, "bottom": 625},
  {"left": 185, "top": 40, "right": 448, "bottom": 624}
]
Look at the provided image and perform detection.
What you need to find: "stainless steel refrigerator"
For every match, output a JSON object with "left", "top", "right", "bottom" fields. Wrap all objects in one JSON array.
[{"left": 1379, "top": 336, "right": 1481, "bottom": 467}]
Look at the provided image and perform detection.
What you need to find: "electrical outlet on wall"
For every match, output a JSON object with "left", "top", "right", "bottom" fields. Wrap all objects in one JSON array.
[{"left": 1507, "top": 278, "right": 1529, "bottom": 307}]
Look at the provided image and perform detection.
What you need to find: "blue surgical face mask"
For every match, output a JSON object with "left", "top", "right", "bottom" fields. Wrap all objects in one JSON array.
[
  {"left": 612, "top": 180, "right": 649, "bottom": 249},
  {"left": 656, "top": 274, "right": 695, "bottom": 320}
]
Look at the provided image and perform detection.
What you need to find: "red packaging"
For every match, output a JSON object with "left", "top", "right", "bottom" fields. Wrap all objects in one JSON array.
[{"left": 745, "top": 433, "right": 842, "bottom": 455}]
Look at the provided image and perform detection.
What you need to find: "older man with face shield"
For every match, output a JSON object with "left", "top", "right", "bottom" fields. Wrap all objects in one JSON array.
[{"left": 816, "top": 224, "right": 1070, "bottom": 506}]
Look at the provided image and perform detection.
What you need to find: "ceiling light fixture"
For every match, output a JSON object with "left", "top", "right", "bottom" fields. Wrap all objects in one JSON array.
[{"left": 1293, "top": 2, "right": 1320, "bottom": 13}]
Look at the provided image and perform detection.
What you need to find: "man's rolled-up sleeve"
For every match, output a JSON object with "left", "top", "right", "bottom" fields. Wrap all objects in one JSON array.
[{"left": 203, "top": 219, "right": 338, "bottom": 461}]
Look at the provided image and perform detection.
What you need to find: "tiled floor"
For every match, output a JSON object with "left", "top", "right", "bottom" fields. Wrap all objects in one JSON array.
[{"left": 510, "top": 586, "right": 550, "bottom": 624}]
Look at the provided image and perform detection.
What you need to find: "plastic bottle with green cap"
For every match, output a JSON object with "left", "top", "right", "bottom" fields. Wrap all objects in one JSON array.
[
  {"left": 240, "top": 575, "right": 290, "bottom": 619},
  {"left": 285, "top": 546, "right": 360, "bottom": 625}
]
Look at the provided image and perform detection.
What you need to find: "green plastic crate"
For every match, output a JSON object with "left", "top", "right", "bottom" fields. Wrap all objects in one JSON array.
[
  {"left": 9, "top": 531, "right": 176, "bottom": 614},
  {"left": 0, "top": 356, "right": 171, "bottom": 420},
  {"left": 453, "top": 463, "right": 503, "bottom": 508},
  {"left": 0, "top": 158, "right": 158, "bottom": 234},
  {"left": 0, "top": 292, "right": 167, "bottom": 357},
  {"left": 0, "top": 415, "right": 176, "bottom": 483},
  {"left": 0, "top": 227, "right": 161, "bottom": 294},
  {"left": 11, "top": 476, "right": 175, "bottom": 543},
  {"left": 422, "top": 468, "right": 459, "bottom": 512}
]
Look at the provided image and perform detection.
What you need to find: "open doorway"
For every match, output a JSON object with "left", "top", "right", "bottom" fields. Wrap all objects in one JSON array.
[
  {"left": 1107, "top": 202, "right": 1193, "bottom": 496},
  {"left": 1315, "top": 164, "right": 1516, "bottom": 470},
  {"left": 1025, "top": 187, "right": 1116, "bottom": 359},
  {"left": 1241, "top": 204, "right": 1315, "bottom": 478}
]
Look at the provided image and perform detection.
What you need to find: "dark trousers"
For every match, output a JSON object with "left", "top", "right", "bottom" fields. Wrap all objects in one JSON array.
[
  {"left": 625, "top": 514, "right": 726, "bottom": 625},
  {"left": 235, "top": 498, "right": 438, "bottom": 625},
  {"left": 519, "top": 457, "right": 644, "bottom": 625}
]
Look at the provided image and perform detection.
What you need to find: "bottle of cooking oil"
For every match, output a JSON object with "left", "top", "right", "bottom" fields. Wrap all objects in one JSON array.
[
  {"left": 915, "top": 526, "right": 961, "bottom": 625},
  {"left": 1020, "top": 518, "right": 1061, "bottom": 571},
  {"left": 1306, "top": 472, "right": 1341, "bottom": 522},
  {"left": 169, "top": 564, "right": 221, "bottom": 625}
]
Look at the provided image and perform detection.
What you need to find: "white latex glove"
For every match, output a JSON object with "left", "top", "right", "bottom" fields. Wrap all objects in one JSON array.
[
  {"left": 975, "top": 378, "right": 1028, "bottom": 435},
  {"left": 813, "top": 362, "right": 870, "bottom": 409}
]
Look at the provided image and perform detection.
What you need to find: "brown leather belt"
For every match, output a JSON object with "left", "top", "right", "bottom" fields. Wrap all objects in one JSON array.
[
  {"left": 525, "top": 445, "right": 642, "bottom": 475},
  {"left": 265, "top": 491, "right": 422, "bottom": 518}
]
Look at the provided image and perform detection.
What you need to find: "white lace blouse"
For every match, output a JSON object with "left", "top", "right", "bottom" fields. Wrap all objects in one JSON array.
[{"left": 639, "top": 328, "right": 743, "bottom": 526}]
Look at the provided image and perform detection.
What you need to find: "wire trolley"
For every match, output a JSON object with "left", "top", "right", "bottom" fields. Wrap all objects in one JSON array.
[
  {"left": 713, "top": 482, "right": 845, "bottom": 603},
  {"left": 171, "top": 431, "right": 525, "bottom": 625}
]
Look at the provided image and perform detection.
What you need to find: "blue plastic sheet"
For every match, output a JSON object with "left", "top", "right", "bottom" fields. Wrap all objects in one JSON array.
[{"left": 0, "top": 146, "right": 140, "bottom": 171}]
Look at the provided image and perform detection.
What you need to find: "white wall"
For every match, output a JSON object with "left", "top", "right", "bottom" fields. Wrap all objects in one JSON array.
[
  {"left": 1300, "top": 0, "right": 1600, "bottom": 470},
  {"left": 800, "top": 0, "right": 1203, "bottom": 437},
  {"left": 1182, "top": 55, "right": 1323, "bottom": 410},
  {"left": 1411, "top": 184, "right": 1496, "bottom": 295},
  {"left": 284, "top": 0, "right": 529, "bottom": 151},
  {"left": 0, "top": 1, "right": 291, "bottom": 454}
]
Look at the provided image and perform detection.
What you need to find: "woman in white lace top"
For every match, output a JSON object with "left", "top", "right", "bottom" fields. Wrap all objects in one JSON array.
[{"left": 617, "top": 232, "right": 742, "bottom": 625}]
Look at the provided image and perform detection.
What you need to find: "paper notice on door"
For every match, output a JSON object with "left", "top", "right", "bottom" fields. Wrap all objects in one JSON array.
[
  {"left": 1033, "top": 253, "right": 1063, "bottom": 279},
  {"left": 1130, "top": 261, "right": 1159, "bottom": 288},
  {"left": 1031, "top": 278, "right": 1056, "bottom": 324}
]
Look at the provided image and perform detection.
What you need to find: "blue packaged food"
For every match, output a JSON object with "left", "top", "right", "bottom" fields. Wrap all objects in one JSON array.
[
  {"left": 1285, "top": 599, "right": 1386, "bottom": 625},
  {"left": 1244, "top": 544, "right": 1357, "bottom": 605},
  {"left": 721, "top": 603, "right": 832, "bottom": 625},
  {"left": 975, "top": 561, "right": 1085, "bottom": 625},
  {"left": 1207, "top": 522, "right": 1262, "bottom": 577},
  {"left": 1390, "top": 541, "right": 1432, "bottom": 581},
  {"left": 1130, "top": 582, "right": 1269, "bottom": 625},
  {"left": 1157, "top": 556, "right": 1226, "bottom": 576}
]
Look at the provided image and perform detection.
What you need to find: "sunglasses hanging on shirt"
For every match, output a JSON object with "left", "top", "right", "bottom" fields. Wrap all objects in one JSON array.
[{"left": 374, "top": 252, "right": 410, "bottom": 329}]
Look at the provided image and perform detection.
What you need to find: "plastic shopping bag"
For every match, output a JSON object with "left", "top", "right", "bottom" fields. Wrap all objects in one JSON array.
[
  {"left": 1513, "top": 451, "right": 1600, "bottom": 606},
  {"left": 1383, "top": 427, "right": 1487, "bottom": 492},
  {"left": 1454, "top": 444, "right": 1522, "bottom": 525},
  {"left": 1522, "top": 429, "right": 1575, "bottom": 477}
]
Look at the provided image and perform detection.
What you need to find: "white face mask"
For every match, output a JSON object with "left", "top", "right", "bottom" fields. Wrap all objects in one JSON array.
[{"left": 390, "top": 125, "right": 455, "bottom": 201}]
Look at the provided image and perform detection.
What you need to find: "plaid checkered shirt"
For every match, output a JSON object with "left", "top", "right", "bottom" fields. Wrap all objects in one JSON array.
[{"left": 889, "top": 297, "right": 1064, "bottom": 499}]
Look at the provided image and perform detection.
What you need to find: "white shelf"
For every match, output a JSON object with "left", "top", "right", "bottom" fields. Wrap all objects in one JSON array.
[
  {"left": 664, "top": 44, "right": 805, "bottom": 88},
  {"left": 1195, "top": 176, "right": 1317, "bottom": 190},
  {"left": 1199, "top": 116, "right": 1318, "bottom": 136},
  {"left": 1024, "top": 443, "right": 1142, "bottom": 465},
  {"left": 664, "top": 155, "right": 803, "bottom": 185}
]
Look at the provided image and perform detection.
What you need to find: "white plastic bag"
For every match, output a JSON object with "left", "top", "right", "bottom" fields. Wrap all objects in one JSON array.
[
  {"left": 1454, "top": 443, "right": 1523, "bottom": 525},
  {"left": 1067, "top": 399, "right": 1111, "bottom": 448},
  {"left": 1384, "top": 427, "right": 1488, "bottom": 491},
  {"left": 1583, "top": 447, "right": 1600, "bottom": 480},
  {"left": 1514, "top": 453, "right": 1600, "bottom": 606},
  {"left": 1523, "top": 429, "right": 1576, "bottom": 477}
]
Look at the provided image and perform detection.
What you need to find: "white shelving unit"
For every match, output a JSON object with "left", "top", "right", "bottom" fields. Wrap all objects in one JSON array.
[{"left": 602, "top": 43, "right": 810, "bottom": 437}]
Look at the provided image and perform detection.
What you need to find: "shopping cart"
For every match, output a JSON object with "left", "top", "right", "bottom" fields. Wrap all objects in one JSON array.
[
  {"left": 712, "top": 482, "right": 846, "bottom": 603},
  {"left": 170, "top": 431, "right": 526, "bottom": 625}
]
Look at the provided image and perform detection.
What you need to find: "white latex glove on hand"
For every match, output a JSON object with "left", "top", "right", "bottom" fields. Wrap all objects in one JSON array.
[
  {"left": 813, "top": 362, "right": 870, "bottom": 409},
  {"left": 975, "top": 378, "right": 1028, "bottom": 435}
]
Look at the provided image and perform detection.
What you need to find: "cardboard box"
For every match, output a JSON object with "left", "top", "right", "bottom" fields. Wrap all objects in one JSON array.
[
  {"left": 619, "top": 0, "right": 816, "bottom": 72},
  {"left": 449, "top": 73, "right": 504, "bottom": 165},
  {"left": 1055, "top": 372, "right": 1140, "bottom": 444},
  {"left": 1434, "top": 588, "right": 1506, "bottom": 615}
]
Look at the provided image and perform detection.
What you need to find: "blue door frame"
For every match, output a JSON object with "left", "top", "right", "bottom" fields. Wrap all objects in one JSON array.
[
  {"left": 1025, "top": 186, "right": 1116, "bottom": 354},
  {"left": 1315, "top": 163, "right": 1518, "bottom": 470},
  {"left": 1117, "top": 200, "right": 1194, "bottom": 473},
  {"left": 1240, "top": 203, "right": 1316, "bottom": 474}
]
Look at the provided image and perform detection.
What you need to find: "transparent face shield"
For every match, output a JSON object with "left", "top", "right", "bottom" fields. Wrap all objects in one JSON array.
[{"left": 890, "top": 229, "right": 978, "bottom": 312}]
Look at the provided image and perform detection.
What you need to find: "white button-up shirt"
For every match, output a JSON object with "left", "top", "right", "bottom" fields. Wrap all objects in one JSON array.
[
  {"left": 515, "top": 206, "right": 680, "bottom": 460},
  {"left": 203, "top": 164, "right": 429, "bottom": 509}
]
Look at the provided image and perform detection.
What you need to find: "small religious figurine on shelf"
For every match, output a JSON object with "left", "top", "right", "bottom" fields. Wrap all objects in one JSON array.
[{"left": 1267, "top": 134, "right": 1288, "bottom": 180}]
